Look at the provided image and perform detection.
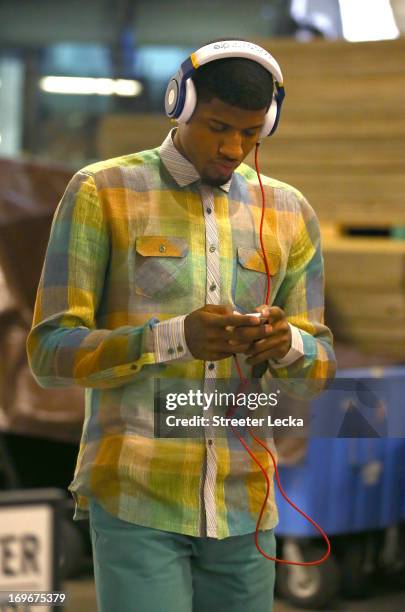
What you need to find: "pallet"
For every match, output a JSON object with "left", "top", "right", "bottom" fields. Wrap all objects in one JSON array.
[{"left": 323, "top": 235, "right": 405, "bottom": 361}]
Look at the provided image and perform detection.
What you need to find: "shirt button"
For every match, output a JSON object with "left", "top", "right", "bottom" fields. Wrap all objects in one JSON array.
[
  {"left": 209, "top": 245, "right": 216, "bottom": 253},
  {"left": 209, "top": 283, "right": 217, "bottom": 292},
  {"left": 208, "top": 363, "right": 215, "bottom": 370},
  {"left": 159, "top": 244, "right": 166, "bottom": 253},
  {"left": 177, "top": 345, "right": 183, "bottom": 352},
  {"left": 206, "top": 207, "right": 212, "bottom": 214},
  {"left": 168, "top": 347, "right": 175, "bottom": 355}
]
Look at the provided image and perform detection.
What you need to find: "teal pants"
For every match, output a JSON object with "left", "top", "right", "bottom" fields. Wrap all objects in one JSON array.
[{"left": 88, "top": 498, "right": 276, "bottom": 612}]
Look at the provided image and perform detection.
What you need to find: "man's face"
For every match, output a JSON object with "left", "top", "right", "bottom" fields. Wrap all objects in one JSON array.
[{"left": 173, "top": 97, "right": 267, "bottom": 187}]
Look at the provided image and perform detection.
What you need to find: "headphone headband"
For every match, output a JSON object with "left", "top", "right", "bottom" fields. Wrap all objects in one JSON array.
[
  {"left": 190, "top": 40, "right": 283, "bottom": 85},
  {"left": 164, "top": 40, "right": 285, "bottom": 138}
]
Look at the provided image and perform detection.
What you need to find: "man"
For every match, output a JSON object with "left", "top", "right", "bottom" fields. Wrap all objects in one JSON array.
[{"left": 27, "top": 39, "right": 336, "bottom": 612}]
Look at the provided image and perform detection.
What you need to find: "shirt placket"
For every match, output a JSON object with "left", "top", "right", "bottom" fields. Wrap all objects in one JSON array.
[{"left": 199, "top": 183, "right": 221, "bottom": 538}]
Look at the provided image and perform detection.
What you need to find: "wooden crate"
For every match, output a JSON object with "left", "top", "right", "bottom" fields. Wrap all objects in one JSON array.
[
  {"left": 323, "top": 237, "right": 405, "bottom": 359},
  {"left": 97, "top": 114, "right": 170, "bottom": 160},
  {"left": 249, "top": 37, "right": 405, "bottom": 227}
]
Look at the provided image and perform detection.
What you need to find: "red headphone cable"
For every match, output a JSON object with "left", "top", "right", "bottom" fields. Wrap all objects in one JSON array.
[{"left": 228, "top": 142, "right": 331, "bottom": 566}]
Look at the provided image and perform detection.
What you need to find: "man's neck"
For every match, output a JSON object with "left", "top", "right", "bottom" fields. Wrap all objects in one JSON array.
[{"left": 172, "top": 128, "right": 190, "bottom": 162}]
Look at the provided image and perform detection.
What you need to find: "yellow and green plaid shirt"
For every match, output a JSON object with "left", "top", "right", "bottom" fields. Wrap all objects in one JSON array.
[{"left": 27, "top": 129, "right": 336, "bottom": 539}]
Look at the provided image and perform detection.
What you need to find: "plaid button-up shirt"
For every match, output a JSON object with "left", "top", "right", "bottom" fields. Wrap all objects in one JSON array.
[{"left": 27, "top": 129, "right": 336, "bottom": 539}]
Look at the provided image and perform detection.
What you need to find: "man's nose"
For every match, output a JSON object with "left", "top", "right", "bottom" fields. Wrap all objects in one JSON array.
[{"left": 218, "top": 132, "right": 243, "bottom": 160}]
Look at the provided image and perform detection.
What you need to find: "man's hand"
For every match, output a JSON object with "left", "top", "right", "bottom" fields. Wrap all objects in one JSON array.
[
  {"left": 184, "top": 305, "right": 262, "bottom": 361},
  {"left": 241, "top": 305, "right": 292, "bottom": 366}
]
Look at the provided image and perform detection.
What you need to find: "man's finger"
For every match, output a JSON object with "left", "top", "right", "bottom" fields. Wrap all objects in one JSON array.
[
  {"left": 267, "top": 306, "right": 285, "bottom": 322},
  {"left": 231, "top": 323, "right": 274, "bottom": 344},
  {"left": 255, "top": 304, "right": 270, "bottom": 317},
  {"left": 210, "top": 313, "right": 263, "bottom": 329},
  {"left": 225, "top": 341, "right": 252, "bottom": 353},
  {"left": 246, "top": 345, "right": 278, "bottom": 365},
  {"left": 248, "top": 326, "right": 285, "bottom": 347},
  {"left": 245, "top": 335, "right": 281, "bottom": 356}
]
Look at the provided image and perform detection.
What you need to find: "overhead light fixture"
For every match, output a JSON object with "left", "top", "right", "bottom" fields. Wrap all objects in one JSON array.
[
  {"left": 339, "top": 0, "right": 399, "bottom": 42},
  {"left": 39, "top": 76, "right": 143, "bottom": 96}
]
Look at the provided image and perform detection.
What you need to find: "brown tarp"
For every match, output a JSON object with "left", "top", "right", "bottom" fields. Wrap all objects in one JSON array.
[{"left": 0, "top": 158, "right": 84, "bottom": 442}]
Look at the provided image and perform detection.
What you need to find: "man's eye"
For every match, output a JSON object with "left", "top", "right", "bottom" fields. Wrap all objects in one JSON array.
[
  {"left": 209, "top": 125, "right": 226, "bottom": 132},
  {"left": 243, "top": 129, "right": 258, "bottom": 137}
]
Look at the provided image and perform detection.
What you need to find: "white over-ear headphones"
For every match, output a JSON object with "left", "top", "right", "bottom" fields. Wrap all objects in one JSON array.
[{"left": 164, "top": 40, "right": 285, "bottom": 138}]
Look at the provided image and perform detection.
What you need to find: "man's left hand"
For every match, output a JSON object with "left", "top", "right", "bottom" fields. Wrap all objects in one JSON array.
[{"left": 244, "top": 305, "right": 292, "bottom": 365}]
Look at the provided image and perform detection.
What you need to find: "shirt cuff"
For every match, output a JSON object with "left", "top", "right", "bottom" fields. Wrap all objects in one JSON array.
[
  {"left": 152, "top": 314, "right": 194, "bottom": 363},
  {"left": 268, "top": 323, "right": 304, "bottom": 369}
]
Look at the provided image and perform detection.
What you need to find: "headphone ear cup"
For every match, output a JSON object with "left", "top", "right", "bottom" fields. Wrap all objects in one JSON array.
[
  {"left": 177, "top": 78, "right": 197, "bottom": 124},
  {"left": 260, "top": 97, "right": 278, "bottom": 138},
  {"left": 165, "top": 77, "right": 180, "bottom": 117}
]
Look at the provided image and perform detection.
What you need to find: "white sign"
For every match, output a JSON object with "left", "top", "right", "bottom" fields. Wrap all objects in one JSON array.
[{"left": 0, "top": 503, "right": 55, "bottom": 611}]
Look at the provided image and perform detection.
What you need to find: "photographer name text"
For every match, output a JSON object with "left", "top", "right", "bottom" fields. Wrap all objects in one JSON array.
[{"left": 165, "top": 415, "right": 304, "bottom": 428}]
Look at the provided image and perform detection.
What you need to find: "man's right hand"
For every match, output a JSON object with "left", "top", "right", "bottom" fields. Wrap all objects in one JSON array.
[{"left": 184, "top": 305, "right": 262, "bottom": 361}]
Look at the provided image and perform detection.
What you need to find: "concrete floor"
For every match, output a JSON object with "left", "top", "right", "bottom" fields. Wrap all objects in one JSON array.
[{"left": 63, "top": 570, "right": 405, "bottom": 612}]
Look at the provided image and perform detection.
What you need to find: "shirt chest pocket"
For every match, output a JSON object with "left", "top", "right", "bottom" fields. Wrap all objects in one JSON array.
[
  {"left": 134, "top": 236, "right": 190, "bottom": 301},
  {"left": 234, "top": 246, "right": 281, "bottom": 313}
]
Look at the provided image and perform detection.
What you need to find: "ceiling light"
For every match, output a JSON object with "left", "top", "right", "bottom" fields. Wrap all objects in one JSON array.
[
  {"left": 339, "top": 0, "right": 399, "bottom": 42},
  {"left": 39, "top": 76, "right": 143, "bottom": 96}
]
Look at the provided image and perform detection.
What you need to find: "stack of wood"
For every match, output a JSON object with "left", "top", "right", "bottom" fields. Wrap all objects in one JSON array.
[
  {"left": 322, "top": 237, "right": 405, "bottom": 359},
  {"left": 255, "top": 37, "right": 405, "bottom": 360},
  {"left": 96, "top": 37, "right": 405, "bottom": 360}
]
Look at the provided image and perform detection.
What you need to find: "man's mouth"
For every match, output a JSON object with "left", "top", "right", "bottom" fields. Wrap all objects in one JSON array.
[{"left": 213, "top": 161, "right": 238, "bottom": 174}]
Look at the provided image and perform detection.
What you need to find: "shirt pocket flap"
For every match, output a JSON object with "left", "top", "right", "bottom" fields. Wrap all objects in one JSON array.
[
  {"left": 136, "top": 236, "right": 189, "bottom": 257},
  {"left": 237, "top": 246, "right": 281, "bottom": 276}
]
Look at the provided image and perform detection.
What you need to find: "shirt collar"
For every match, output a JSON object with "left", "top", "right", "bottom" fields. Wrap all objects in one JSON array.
[{"left": 159, "top": 128, "right": 232, "bottom": 193}]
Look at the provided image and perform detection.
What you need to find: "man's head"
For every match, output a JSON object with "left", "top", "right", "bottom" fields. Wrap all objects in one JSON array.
[{"left": 173, "top": 54, "right": 274, "bottom": 187}]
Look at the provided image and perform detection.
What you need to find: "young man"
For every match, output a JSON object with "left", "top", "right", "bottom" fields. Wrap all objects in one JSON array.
[{"left": 27, "top": 40, "right": 335, "bottom": 612}]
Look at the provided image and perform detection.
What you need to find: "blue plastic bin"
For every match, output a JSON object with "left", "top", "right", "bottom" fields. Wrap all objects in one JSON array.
[{"left": 274, "top": 367, "right": 405, "bottom": 537}]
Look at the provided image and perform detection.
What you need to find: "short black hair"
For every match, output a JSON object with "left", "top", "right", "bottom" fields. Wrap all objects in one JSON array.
[{"left": 191, "top": 39, "right": 274, "bottom": 111}]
